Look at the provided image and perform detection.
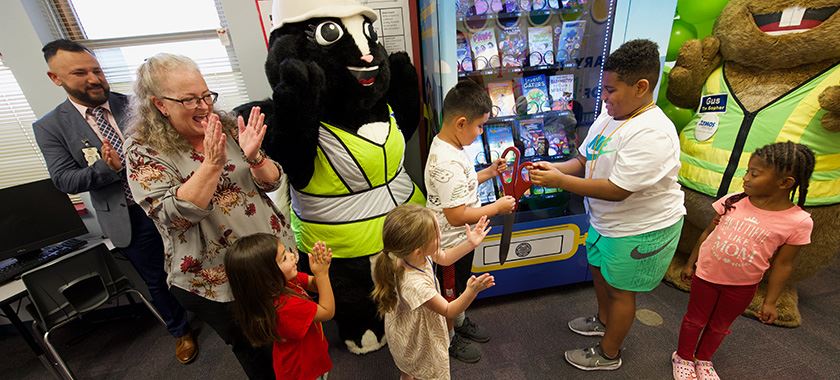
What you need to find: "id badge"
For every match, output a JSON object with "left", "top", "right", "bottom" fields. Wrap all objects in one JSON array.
[
  {"left": 695, "top": 94, "right": 727, "bottom": 141},
  {"left": 82, "top": 146, "right": 101, "bottom": 166},
  {"left": 698, "top": 94, "right": 728, "bottom": 114},
  {"left": 695, "top": 113, "right": 720, "bottom": 142}
]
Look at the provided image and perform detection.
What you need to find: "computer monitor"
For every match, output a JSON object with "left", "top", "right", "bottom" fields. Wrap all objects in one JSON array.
[{"left": 0, "top": 179, "right": 88, "bottom": 261}]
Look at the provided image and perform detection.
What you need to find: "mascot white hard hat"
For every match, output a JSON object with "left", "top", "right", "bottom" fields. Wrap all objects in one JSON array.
[{"left": 271, "top": 0, "right": 378, "bottom": 31}]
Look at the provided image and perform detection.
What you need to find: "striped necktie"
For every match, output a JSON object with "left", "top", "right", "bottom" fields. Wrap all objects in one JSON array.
[{"left": 89, "top": 106, "right": 134, "bottom": 205}]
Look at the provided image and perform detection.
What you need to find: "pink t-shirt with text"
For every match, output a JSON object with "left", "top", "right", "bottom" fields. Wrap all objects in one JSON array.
[{"left": 695, "top": 194, "right": 813, "bottom": 286}]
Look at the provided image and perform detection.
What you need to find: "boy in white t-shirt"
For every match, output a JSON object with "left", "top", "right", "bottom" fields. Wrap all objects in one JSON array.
[
  {"left": 424, "top": 80, "right": 516, "bottom": 363},
  {"left": 529, "top": 39, "right": 686, "bottom": 371}
]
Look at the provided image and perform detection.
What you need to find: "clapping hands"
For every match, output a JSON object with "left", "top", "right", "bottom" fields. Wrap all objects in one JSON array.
[
  {"left": 100, "top": 140, "right": 122, "bottom": 171},
  {"left": 309, "top": 241, "right": 332, "bottom": 276},
  {"left": 465, "top": 215, "right": 491, "bottom": 248},
  {"left": 466, "top": 273, "right": 496, "bottom": 294},
  {"left": 202, "top": 113, "right": 227, "bottom": 168},
  {"left": 237, "top": 106, "right": 267, "bottom": 162}
]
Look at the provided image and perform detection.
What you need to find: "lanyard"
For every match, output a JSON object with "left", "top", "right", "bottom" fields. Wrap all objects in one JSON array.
[
  {"left": 587, "top": 101, "right": 655, "bottom": 179},
  {"left": 404, "top": 257, "right": 438, "bottom": 290}
]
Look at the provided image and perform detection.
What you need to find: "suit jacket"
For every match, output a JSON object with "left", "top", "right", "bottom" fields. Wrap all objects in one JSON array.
[{"left": 32, "top": 92, "right": 133, "bottom": 247}]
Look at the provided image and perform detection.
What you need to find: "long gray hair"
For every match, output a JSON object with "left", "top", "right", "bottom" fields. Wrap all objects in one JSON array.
[{"left": 127, "top": 53, "right": 235, "bottom": 154}]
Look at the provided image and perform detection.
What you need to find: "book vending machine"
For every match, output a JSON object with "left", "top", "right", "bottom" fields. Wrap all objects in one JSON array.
[{"left": 419, "top": 0, "right": 675, "bottom": 298}]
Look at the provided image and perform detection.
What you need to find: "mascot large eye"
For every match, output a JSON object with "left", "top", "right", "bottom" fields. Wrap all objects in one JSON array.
[
  {"left": 315, "top": 21, "right": 343, "bottom": 45},
  {"left": 364, "top": 21, "right": 378, "bottom": 42}
]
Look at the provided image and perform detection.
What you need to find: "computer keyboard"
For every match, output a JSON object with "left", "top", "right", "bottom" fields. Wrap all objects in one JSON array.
[{"left": 0, "top": 238, "right": 88, "bottom": 284}]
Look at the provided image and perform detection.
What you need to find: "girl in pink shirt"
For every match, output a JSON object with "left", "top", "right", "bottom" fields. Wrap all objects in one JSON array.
[{"left": 671, "top": 142, "right": 815, "bottom": 380}]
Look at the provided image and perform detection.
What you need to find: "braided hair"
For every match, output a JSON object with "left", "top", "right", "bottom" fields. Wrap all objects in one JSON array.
[{"left": 723, "top": 141, "right": 816, "bottom": 214}]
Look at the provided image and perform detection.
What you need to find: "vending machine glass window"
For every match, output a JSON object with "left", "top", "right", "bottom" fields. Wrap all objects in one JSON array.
[{"left": 420, "top": 0, "right": 620, "bottom": 297}]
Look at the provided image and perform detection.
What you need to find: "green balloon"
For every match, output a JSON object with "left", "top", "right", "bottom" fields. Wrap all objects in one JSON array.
[
  {"left": 666, "top": 20, "right": 697, "bottom": 62},
  {"left": 659, "top": 101, "right": 694, "bottom": 133},
  {"left": 677, "top": 0, "right": 729, "bottom": 24},
  {"left": 693, "top": 18, "right": 716, "bottom": 39}
]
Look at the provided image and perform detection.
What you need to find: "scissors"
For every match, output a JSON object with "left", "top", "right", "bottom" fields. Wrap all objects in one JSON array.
[{"left": 498, "top": 146, "right": 532, "bottom": 266}]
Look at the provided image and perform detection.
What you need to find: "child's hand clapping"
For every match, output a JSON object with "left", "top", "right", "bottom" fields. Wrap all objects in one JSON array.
[
  {"left": 465, "top": 215, "right": 491, "bottom": 248},
  {"left": 528, "top": 161, "right": 564, "bottom": 188},
  {"left": 309, "top": 241, "right": 332, "bottom": 276},
  {"left": 466, "top": 273, "right": 496, "bottom": 294}
]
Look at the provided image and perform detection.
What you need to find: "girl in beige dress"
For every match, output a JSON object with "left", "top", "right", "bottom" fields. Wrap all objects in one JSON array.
[{"left": 372, "top": 204, "right": 496, "bottom": 379}]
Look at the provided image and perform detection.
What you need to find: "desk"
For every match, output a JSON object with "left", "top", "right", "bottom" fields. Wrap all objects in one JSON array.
[
  {"left": 0, "top": 236, "right": 110, "bottom": 358},
  {"left": 0, "top": 279, "right": 37, "bottom": 352}
]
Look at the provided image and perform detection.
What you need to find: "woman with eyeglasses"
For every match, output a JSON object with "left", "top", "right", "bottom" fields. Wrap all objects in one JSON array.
[{"left": 124, "top": 53, "right": 289, "bottom": 379}]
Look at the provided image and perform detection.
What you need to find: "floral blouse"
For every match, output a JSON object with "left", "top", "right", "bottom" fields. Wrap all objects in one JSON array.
[{"left": 125, "top": 135, "right": 296, "bottom": 302}]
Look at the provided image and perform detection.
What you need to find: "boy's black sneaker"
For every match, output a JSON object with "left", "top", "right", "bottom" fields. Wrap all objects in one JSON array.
[
  {"left": 449, "top": 333, "right": 481, "bottom": 363},
  {"left": 455, "top": 317, "right": 490, "bottom": 343}
]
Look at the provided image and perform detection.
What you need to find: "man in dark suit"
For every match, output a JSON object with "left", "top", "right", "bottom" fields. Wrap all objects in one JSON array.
[{"left": 32, "top": 39, "right": 197, "bottom": 364}]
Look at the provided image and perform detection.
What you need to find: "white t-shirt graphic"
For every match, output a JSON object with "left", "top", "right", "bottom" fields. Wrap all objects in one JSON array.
[
  {"left": 425, "top": 136, "right": 481, "bottom": 248},
  {"left": 578, "top": 105, "right": 686, "bottom": 237}
]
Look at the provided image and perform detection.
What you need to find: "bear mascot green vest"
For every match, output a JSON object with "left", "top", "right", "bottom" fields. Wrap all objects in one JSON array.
[{"left": 665, "top": 0, "right": 840, "bottom": 327}]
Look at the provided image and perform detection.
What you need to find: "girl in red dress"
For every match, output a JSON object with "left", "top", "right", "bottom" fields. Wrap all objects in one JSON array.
[{"left": 227, "top": 233, "right": 334, "bottom": 380}]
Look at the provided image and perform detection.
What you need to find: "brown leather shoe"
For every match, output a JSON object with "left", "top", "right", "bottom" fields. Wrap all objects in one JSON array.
[{"left": 175, "top": 333, "right": 198, "bottom": 364}]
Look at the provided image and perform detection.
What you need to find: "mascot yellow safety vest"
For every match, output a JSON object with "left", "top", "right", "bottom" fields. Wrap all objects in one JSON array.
[
  {"left": 679, "top": 64, "right": 840, "bottom": 206},
  {"left": 291, "top": 109, "right": 425, "bottom": 258}
]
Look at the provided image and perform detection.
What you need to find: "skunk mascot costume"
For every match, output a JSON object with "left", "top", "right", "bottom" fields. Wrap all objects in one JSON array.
[{"left": 248, "top": 0, "right": 424, "bottom": 354}]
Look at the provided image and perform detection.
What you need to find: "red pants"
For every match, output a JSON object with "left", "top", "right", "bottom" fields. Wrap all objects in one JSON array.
[{"left": 677, "top": 275, "right": 758, "bottom": 361}]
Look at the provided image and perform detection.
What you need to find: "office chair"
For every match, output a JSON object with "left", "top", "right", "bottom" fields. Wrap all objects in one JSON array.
[{"left": 21, "top": 243, "right": 166, "bottom": 380}]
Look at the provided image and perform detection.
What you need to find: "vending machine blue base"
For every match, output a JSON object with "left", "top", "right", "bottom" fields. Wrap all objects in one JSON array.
[{"left": 476, "top": 212, "right": 590, "bottom": 298}]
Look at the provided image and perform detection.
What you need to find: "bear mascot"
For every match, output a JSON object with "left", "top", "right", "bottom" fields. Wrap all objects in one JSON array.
[
  {"left": 665, "top": 0, "right": 840, "bottom": 327},
  {"left": 248, "top": 0, "right": 425, "bottom": 353}
]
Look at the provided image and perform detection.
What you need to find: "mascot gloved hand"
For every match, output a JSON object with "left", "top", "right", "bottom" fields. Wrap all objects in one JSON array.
[
  {"left": 664, "top": 0, "right": 840, "bottom": 327},
  {"left": 247, "top": 0, "right": 425, "bottom": 354}
]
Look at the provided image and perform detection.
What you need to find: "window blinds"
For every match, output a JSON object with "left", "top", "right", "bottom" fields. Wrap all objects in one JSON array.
[{"left": 0, "top": 56, "right": 51, "bottom": 190}]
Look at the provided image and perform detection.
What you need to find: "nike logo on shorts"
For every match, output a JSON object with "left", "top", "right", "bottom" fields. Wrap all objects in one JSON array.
[{"left": 630, "top": 237, "right": 676, "bottom": 260}]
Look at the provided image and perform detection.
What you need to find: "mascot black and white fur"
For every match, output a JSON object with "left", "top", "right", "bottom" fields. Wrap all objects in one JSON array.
[{"left": 240, "top": 0, "right": 423, "bottom": 354}]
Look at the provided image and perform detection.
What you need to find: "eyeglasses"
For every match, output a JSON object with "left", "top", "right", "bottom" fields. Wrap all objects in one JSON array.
[{"left": 161, "top": 91, "right": 219, "bottom": 109}]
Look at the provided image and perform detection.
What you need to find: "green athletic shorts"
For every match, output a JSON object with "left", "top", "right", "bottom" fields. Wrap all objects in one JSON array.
[{"left": 586, "top": 217, "right": 684, "bottom": 292}]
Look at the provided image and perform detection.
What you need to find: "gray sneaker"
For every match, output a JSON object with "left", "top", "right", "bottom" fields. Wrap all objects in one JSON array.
[
  {"left": 565, "top": 344, "right": 622, "bottom": 371},
  {"left": 568, "top": 314, "right": 606, "bottom": 336},
  {"left": 449, "top": 333, "right": 481, "bottom": 363}
]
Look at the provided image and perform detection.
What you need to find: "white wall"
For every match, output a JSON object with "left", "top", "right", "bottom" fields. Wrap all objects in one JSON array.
[
  {"left": 218, "top": 0, "right": 272, "bottom": 102},
  {"left": 0, "top": 0, "right": 66, "bottom": 118}
]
